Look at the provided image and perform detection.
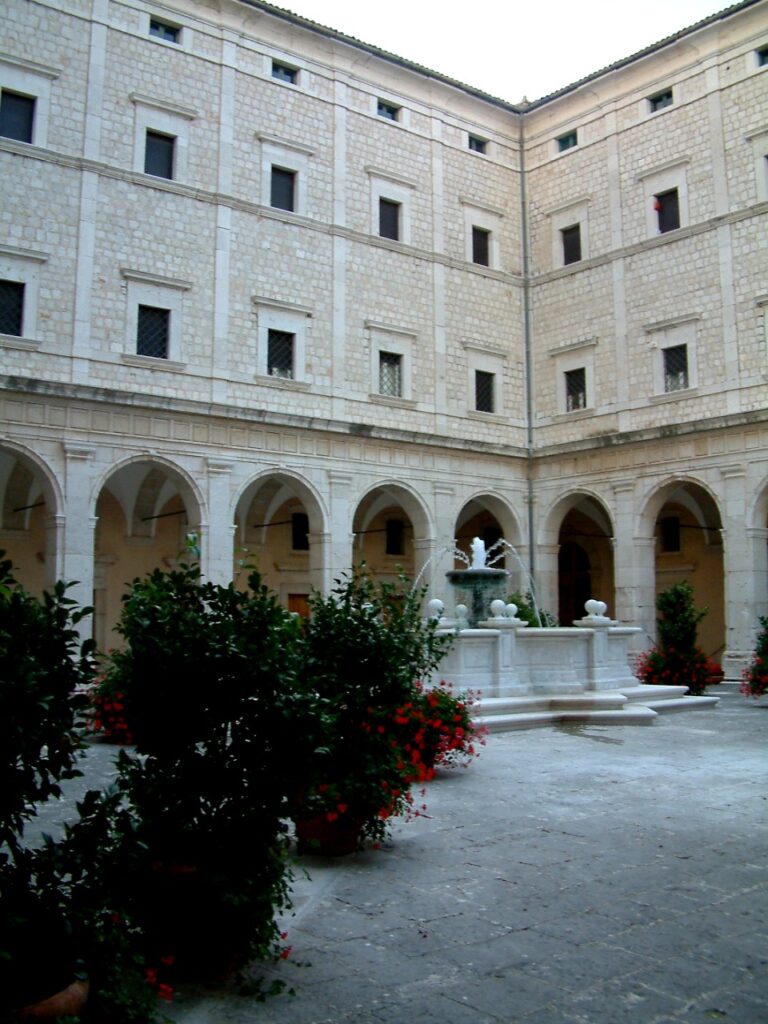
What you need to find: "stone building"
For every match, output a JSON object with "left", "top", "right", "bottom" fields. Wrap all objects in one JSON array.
[{"left": 1, "top": 0, "right": 766, "bottom": 672}]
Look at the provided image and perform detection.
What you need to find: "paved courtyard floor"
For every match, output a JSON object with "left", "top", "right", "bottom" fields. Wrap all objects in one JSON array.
[{"left": 35, "top": 689, "right": 768, "bottom": 1023}]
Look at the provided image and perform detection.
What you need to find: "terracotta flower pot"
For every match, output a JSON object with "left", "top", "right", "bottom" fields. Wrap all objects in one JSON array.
[
  {"left": 295, "top": 814, "right": 361, "bottom": 856},
  {"left": 19, "top": 978, "right": 89, "bottom": 1020}
]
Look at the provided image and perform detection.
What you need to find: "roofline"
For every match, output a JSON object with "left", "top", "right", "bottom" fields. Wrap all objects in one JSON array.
[
  {"left": 525, "top": 0, "right": 765, "bottom": 109},
  {"left": 237, "top": 0, "right": 764, "bottom": 112}
]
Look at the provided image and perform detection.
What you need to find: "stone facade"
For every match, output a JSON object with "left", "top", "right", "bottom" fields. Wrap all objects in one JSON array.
[{"left": 1, "top": 0, "right": 767, "bottom": 673}]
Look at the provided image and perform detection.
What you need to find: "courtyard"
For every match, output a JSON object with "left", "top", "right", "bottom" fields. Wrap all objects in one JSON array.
[{"left": 109, "top": 688, "right": 768, "bottom": 1023}]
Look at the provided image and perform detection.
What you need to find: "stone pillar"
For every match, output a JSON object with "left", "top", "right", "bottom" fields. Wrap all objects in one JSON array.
[
  {"left": 629, "top": 535, "right": 656, "bottom": 647},
  {"left": 723, "top": 526, "right": 768, "bottom": 679},
  {"left": 204, "top": 459, "right": 235, "bottom": 585},
  {"left": 61, "top": 444, "right": 96, "bottom": 635},
  {"left": 536, "top": 543, "right": 559, "bottom": 621},
  {"left": 327, "top": 471, "right": 354, "bottom": 590},
  {"left": 611, "top": 481, "right": 637, "bottom": 626}
]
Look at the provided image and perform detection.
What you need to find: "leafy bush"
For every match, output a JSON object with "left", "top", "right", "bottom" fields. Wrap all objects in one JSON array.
[
  {"left": 635, "top": 581, "right": 717, "bottom": 696},
  {"left": 506, "top": 591, "right": 558, "bottom": 627},
  {"left": 741, "top": 616, "right": 768, "bottom": 698}
]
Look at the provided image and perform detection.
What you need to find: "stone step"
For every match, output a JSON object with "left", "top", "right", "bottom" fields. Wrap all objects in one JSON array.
[
  {"left": 477, "top": 705, "right": 657, "bottom": 732},
  {"left": 478, "top": 693, "right": 628, "bottom": 716},
  {"left": 642, "top": 695, "right": 721, "bottom": 713}
]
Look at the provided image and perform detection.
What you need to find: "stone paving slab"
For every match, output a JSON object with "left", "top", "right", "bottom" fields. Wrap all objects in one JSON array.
[{"left": 31, "top": 692, "right": 768, "bottom": 1022}]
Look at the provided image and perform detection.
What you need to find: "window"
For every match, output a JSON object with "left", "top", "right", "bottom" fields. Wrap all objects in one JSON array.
[
  {"left": 472, "top": 226, "right": 490, "bottom": 266},
  {"left": 468, "top": 134, "right": 487, "bottom": 154},
  {"left": 136, "top": 304, "right": 170, "bottom": 358},
  {"left": 654, "top": 188, "right": 680, "bottom": 233},
  {"left": 378, "top": 198, "right": 400, "bottom": 241},
  {"left": 377, "top": 100, "right": 400, "bottom": 121},
  {"left": 149, "top": 18, "right": 180, "bottom": 43},
  {"left": 0, "top": 90, "right": 35, "bottom": 143},
  {"left": 385, "top": 519, "right": 404, "bottom": 556},
  {"left": 0, "top": 279, "right": 24, "bottom": 336},
  {"left": 475, "top": 370, "right": 494, "bottom": 412},
  {"left": 291, "top": 512, "right": 309, "bottom": 551},
  {"left": 267, "top": 328, "right": 294, "bottom": 379},
  {"left": 378, "top": 351, "right": 402, "bottom": 397},
  {"left": 663, "top": 344, "right": 688, "bottom": 392},
  {"left": 561, "top": 224, "right": 582, "bottom": 265},
  {"left": 144, "top": 129, "right": 175, "bottom": 178},
  {"left": 557, "top": 130, "right": 577, "bottom": 152},
  {"left": 271, "top": 166, "right": 296, "bottom": 211},
  {"left": 659, "top": 516, "right": 681, "bottom": 553},
  {"left": 757, "top": 45, "right": 768, "bottom": 67},
  {"left": 648, "top": 89, "right": 673, "bottom": 113},
  {"left": 272, "top": 61, "right": 298, "bottom": 84},
  {"left": 565, "top": 367, "right": 586, "bottom": 411}
]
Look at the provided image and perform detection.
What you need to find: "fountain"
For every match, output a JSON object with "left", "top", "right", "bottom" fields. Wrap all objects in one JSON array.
[{"left": 446, "top": 537, "right": 510, "bottom": 627}]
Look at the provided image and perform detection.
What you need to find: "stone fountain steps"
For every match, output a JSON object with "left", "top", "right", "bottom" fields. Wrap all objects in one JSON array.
[{"left": 475, "top": 686, "right": 719, "bottom": 732}]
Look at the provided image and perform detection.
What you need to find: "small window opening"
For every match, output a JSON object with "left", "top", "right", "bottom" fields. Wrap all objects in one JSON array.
[
  {"left": 385, "top": 518, "right": 405, "bottom": 556},
  {"left": 654, "top": 188, "right": 680, "bottom": 233},
  {"left": 0, "top": 90, "right": 35, "bottom": 143},
  {"left": 291, "top": 512, "right": 309, "bottom": 550},
  {"left": 756, "top": 45, "right": 768, "bottom": 67},
  {"left": 137, "top": 305, "right": 170, "bottom": 358},
  {"left": 472, "top": 226, "right": 490, "bottom": 266},
  {"left": 149, "top": 18, "right": 180, "bottom": 43},
  {"left": 0, "top": 280, "right": 25, "bottom": 336},
  {"left": 378, "top": 198, "right": 400, "bottom": 241},
  {"left": 270, "top": 167, "right": 296, "bottom": 211},
  {"left": 561, "top": 224, "right": 582, "bottom": 265},
  {"left": 377, "top": 100, "right": 400, "bottom": 121},
  {"left": 468, "top": 134, "right": 487, "bottom": 154},
  {"left": 565, "top": 367, "right": 587, "bottom": 411},
  {"left": 379, "top": 351, "right": 402, "bottom": 397},
  {"left": 272, "top": 62, "right": 298, "bottom": 84},
  {"left": 267, "top": 329, "right": 294, "bottom": 379},
  {"left": 557, "top": 130, "right": 577, "bottom": 152},
  {"left": 144, "top": 130, "right": 175, "bottom": 179},
  {"left": 648, "top": 89, "right": 673, "bottom": 112},
  {"left": 663, "top": 344, "right": 689, "bottom": 392},
  {"left": 475, "top": 370, "right": 494, "bottom": 412},
  {"left": 659, "top": 516, "right": 681, "bottom": 553}
]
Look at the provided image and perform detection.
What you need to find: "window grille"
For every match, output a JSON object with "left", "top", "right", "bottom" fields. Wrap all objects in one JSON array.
[
  {"left": 475, "top": 370, "right": 494, "bottom": 412},
  {"left": 0, "top": 280, "right": 24, "bottom": 336},
  {"left": 144, "top": 130, "right": 174, "bottom": 178},
  {"left": 561, "top": 224, "right": 582, "bottom": 265},
  {"left": 137, "top": 305, "right": 169, "bottom": 358},
  {"left": 379, "top": 351, "right": 402, "bottom": 397},
  {"left": 271, "top": 167, "right": 296, "bottom": 211},
  {"left": 0, "top": 90, "right": 35, "bottom": 143},
  {"left": 468, "top": 135, "right": 487, "bottom": 154},
  {"left": 267, "top": 329, "right": 294, "bottom": 379},
  {"left": 472, "top": 226, "right": 490, "bottom": 266},
  {"left": 378, "top": 199, "right": 400, "bottom": 240},
  {"left": 663, "top": 344, "right": 688, "bottom": 392},
  {"left": 565, "top": 367, "right": 587, "bottom": 411}
]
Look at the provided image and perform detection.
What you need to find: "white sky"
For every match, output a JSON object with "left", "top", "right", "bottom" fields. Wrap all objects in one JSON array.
[{"left": 272, "top": 0, "right": 734, "bottom": 102}]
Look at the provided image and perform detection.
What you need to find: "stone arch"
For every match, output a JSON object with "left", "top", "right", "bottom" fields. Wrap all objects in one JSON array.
[
  {"left": 453, "top": 491, "right": 524, "bottom": 576},
  {"left": 233, "top": 470, "right": 328, "bottom": 610},
  {"left": 541, "top": 490, "right": 615, "bottom": 624},
  {"left": 639, "top": 477, "right": 724, "bottom": 662},
  {"left": 93, "top": 457, "right": 205, "bottom": 650},
  {"left": 0, "top": 443, "right": 62, "bottom": 595},
  {"left": 352, "top": 480, "right": 433, "bottom": 584}
]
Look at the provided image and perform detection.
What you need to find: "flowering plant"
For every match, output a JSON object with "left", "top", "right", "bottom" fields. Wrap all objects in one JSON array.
[
  {"left": 87, "top": 673, "right": 133, "bottom": 744},
  {"left": 289, "top": 569, "right": 470, "bottom": 846},
  {"left": 741, "top": 616, "right": 768, "bottom": 698},
  {"left": 634, "top": 581, "right": 718, "bottom": 696}
]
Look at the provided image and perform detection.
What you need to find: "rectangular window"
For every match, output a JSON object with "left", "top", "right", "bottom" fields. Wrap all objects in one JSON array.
[
  {"left": 648, "top": 89, "right": 673, "bottom": 112},
  {"left": 472, "top": 226, "right": 490, "bottom": 266},
  {"left": 663, "top": 344, "right": 688, "bottom": 392},
  {"left": 0, "top": 90, "right": 35, "bottom": 144},
  {"left": 144, "top": 130, "right": 175, "bottom": 179},
  {"left": 385, "top": 518, "right": 404, "bottom": 556},
  {"left": 468, "top": 134, "right": 487, "bottom": 154},
  {"left": 378, "top": 198, "right": 400, "bottom": 241},
  {"left": 267, "top": 328, "right": 294, "bottom": 379},
  {"left": 270, "top": 167, "right": 296, "bottom": 211},
  {"left": 377, "top": 100, "right": 400, "bottom": 121},
  {"left": 149, "top": 18, "right": 180, "bottom": 43},
  {"left": 136, "top": 304, "right": 170, "bottom": 358},
  {"left": 291, "top": 512, "right": 309, "bottom": 550},
  {"left": 655, "top": 188, "right": 680, "bottom": 233},
  {"left": 757, "top": 45, "right": 768, "bottom": 66},
  {"left": 561, "top": 224, "right": 582, "bottom": 265},
  {"left": 659, "top": 516, "right": 681, "bottom": 553},
  {"left": 565, "top": 367, "right": 587, "bottom": 411},
  {"left": 272, "top": 61, "right": 298, "bottom": 84},
  {"left": 0, "top": 280, "right": 25, "bottom": 336},
  {"left": 557, "top": 130, "right": 577, "bottom": 152},
  {"left": 475, "top": 369, "right": 494, "bottom": 412},
  {"left": 378, "top": 351, "right": 402, "bottom": 397}
]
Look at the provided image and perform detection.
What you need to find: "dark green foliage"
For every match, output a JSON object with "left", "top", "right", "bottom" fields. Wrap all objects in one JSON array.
[
  {"left": 635, "top": 582, "right": 716, "bottom": 696},
  {"left": 506, "top": 591, "right": 558, "bottom": 627},
  {"left": 740, "top": 615, "right": 768, "bottom": 698},
  {"left": 0, "top": 553, "right": 93, "bottom": 854}
]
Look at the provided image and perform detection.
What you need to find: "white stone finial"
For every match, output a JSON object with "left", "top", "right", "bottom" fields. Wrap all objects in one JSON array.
[
  {"left": 584, "top": 599, "right": 608, "bottom": 618},
  {"left": 490, "top": 599, "right": 507, "bottom": 618},
  {"left": 506, "top": 603, "right": 518, "bottom": 619},
  {"left": 470, "top": 537, "right": 486, "bottom": 569},
  {"left": 426, "top": 598, "right": 445, "bottom": 620}
]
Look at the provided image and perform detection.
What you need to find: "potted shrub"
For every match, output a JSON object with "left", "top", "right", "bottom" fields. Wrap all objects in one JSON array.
[
  {"left": 0, "top": 553, "right": 94, "bottom": 1018},
  {"left": 288, "top": 569, "right": 459, "bottom": 852},
  {"left": 741, "top": 616, "right": 768, "bottom": 698},
  {"left": 634, "top": 581, "right": 719, "bottom": 696},
  {"left": 95, "top": 558, "right": 300, "bottom": 979}
]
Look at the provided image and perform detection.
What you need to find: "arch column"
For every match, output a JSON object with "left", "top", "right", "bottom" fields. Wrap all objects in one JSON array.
[
  {"left": 44, "top": 513, "right": 65, "bottom": 590},
  {"left": 327, "top": 471, "right": 355, "bottom": 588},
  {"left": 628, "top": 535, "right": 657, "bottom": 644},
  {"left": 611, "top": 482, "right": 639, "bottom": 626},
  {"left": 536, "top": 543, "right": 560, "bottom": 618},
  {"left": 61, "top": 444, "right": 96, "bottom": 633},
  {"left": 203, "top": 459, "right": 234, "bottom": 585},
  {"left": 723, "top": 525, "right": 768, "bottom": 678}
]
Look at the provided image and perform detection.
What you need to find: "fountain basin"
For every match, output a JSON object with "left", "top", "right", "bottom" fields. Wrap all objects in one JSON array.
[{"left": 446, "top": 568, "right": 508, "bottom": 628}]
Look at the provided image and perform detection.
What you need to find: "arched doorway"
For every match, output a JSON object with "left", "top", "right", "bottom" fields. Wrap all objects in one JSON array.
[
  {"left": 554, "top": 495, "right": 615, "bottom": 625},
  {"left": 234, "top": 473, "right": 325, "bottom": 611},
  {"left": 454, "top": 494, "right": 523, "bottom": 580},
  {"left": 651, "top": 481, "right": 724, "bottom": 663},
  {"left": 0, "top": 447, "right": 59, "bottom": 596},
  {"left": 352, "top": 483, "right": 431, "bottom": 585},
  {"left": 94, "top": 460, "right": 201, "bottom": 651}
]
